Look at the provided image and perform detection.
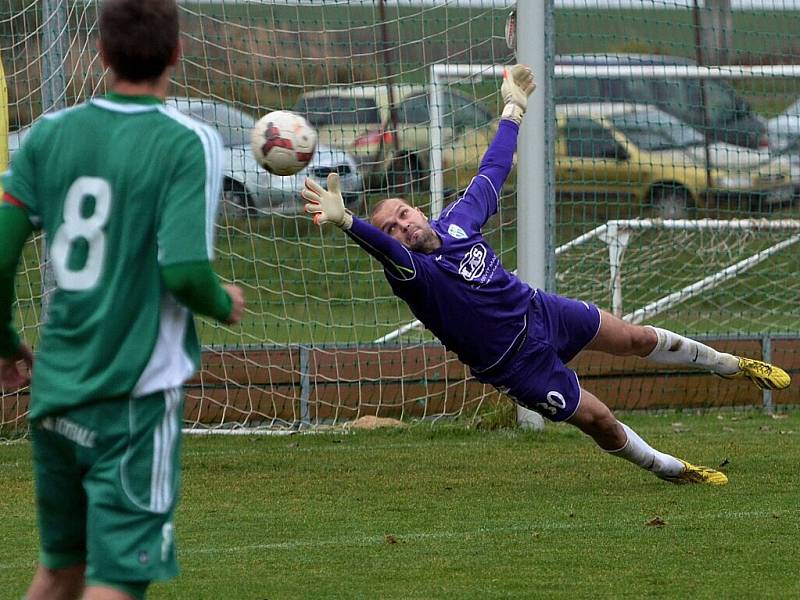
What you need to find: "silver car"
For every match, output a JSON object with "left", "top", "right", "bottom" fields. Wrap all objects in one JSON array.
[
  {"left": 7, "top": 99, "right": 365, "bottom": 216},
  {"left": 768, "top": 97, "right": 800, "bottom": 152},
  {"left": 166, "top": 97, "right": 365, "bottom": 215}
]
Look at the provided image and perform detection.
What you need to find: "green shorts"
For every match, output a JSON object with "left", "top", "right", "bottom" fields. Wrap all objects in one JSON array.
[{"left": 31, "top": 388, "right": 183, "bottom": 593}]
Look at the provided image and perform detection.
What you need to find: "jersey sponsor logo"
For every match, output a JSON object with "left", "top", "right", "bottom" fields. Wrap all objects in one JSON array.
[
  {"left": 447, "top": 224, "right": 467, "bottom": 239},
  {"left": 458, "top": 243, "right": 487, "bottom": 281}
]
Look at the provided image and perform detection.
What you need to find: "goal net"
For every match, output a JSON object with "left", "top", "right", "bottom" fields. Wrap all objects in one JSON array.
[{"left": 2, "top": 1, "right": 799, "bottom": 436}]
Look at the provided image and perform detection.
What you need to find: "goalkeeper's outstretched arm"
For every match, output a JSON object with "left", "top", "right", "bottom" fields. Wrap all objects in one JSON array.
[{"left": 476, "top": 64, "right": 536, "bottom": 194}]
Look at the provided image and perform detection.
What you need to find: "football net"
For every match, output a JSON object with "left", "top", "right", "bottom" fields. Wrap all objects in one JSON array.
[{"left": 2, "top": 1, "right": 800, "bottom": 436}]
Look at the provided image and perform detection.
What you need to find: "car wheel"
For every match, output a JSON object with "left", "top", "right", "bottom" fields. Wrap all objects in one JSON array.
[
  {"left": 222, "top": 179, "right": 254, "bottom": 216},
  {"left": 649, "top": 185, "right": 691, "bottom": 219},
  {"left": 388, "top": 153, "right": 429, "bottom": 195}
]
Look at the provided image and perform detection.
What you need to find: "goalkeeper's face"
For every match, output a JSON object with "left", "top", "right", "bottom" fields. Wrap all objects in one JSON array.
[{"left": 372, "top": 198, "right": 441, "bottom": 253}]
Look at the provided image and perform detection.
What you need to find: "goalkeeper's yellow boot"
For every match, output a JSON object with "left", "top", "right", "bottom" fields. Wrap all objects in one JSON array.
[
  {"left": 659, "top": 460, "right": 729, "bottom": 486},
  {"left": 719, "top": 357, "right": 791, "bottom": 391}
]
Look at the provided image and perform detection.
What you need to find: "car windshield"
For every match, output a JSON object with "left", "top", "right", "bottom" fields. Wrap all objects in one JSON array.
[
  {"left": 698, "top": 80, "right": 741, "bottom": 126},
  {"left": 609, "top": 109, "right": 705, "bottom": 150},
  {"left": 174, "top": 100, "right": 255, "bottom": 147},
  {"left": 293, "top": 96, "right": 380, "bottom": 127}
]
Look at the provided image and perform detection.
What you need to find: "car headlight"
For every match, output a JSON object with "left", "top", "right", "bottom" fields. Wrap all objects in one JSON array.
[{"left": 715, "top": 175, "right": 753, "bottom": 189}]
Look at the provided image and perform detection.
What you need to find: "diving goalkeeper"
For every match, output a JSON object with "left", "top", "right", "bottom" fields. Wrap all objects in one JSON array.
[{"left": 301, "top": 63, "right": 791, "bottom": 486}]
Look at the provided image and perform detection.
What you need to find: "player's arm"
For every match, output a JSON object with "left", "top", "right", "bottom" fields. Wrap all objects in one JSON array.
[
  {"left": 0, "top": 202, "right": 35, "bottom": 387},
  {"left": 161, "top": 261, "right": 242, "bottom": 324},
  {"left": 441, "top": 64, "right": 536, "bottom": 229},
  {"left": 301, "top": 174, "right": 416, "bottom": 280},
  {"left": 159, "top": 127, "right": 244, "bottom": 324},
  {"left": 476, "top": 64, "right": 536, "bottom": 195}
]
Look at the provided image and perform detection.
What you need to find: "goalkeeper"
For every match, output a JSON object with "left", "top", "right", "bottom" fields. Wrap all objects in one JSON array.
[{"left": 302, "top": 63, "right": 791, "bottom": 487}]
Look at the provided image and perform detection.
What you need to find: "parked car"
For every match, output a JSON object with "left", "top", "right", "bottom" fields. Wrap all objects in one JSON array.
[
  {"left": 292, "top": 86, "right": 496, "bottom": 194},
  {"left": 767, "top": 97, "right": 800, "bottom": 151},
  {"left": 556, "top": 103, "right": 794, "bottom": 218},
  {"left": 555, "top": 53, "right": 769, "bottom": 150},
  {"left": 166, "top": 97, "right": 364, "bottom": 215}
]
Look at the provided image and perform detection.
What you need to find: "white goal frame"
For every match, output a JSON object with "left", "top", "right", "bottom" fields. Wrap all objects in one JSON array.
[{"left": 562, "top": 218, "right": 800, "bottom": 322}]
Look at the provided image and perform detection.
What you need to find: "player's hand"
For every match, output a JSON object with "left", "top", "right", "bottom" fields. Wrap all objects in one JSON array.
[
  {"left": 223, "top": 284, "right": 245, "bottom": 325},
  {"left": 301, "top": 173, "right": 353, "bottom": 230},
  {"left": 501, "top": 63, "right": 536, "bottom": 124},
  {"left": 0, "top": 343, "right": 33, "bottom": 391}
]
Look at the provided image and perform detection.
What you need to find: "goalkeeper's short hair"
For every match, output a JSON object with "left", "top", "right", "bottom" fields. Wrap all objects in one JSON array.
[{"left": 369, "top": 197, "right": 411, "bottom": 225}]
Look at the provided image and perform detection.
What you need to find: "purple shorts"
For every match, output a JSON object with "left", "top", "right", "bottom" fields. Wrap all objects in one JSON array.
[{"left": 479, "top": 290, "right": 601, "bottom": 422}]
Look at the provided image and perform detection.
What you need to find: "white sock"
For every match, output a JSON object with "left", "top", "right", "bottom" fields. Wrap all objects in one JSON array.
[
  {"left": 607, "top": 421, "right": 684, "bottom": 477},
  {"left": 645, "top": 326, "right": 739, "bottom": 375}
]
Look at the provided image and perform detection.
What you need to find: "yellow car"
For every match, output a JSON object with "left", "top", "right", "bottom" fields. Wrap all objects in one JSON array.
[
  {"left": 292, "top": 86, "right": 495, "bottom": 195},
  {"left": 556, "top": 103, "right": 794, "bottom": 218}
]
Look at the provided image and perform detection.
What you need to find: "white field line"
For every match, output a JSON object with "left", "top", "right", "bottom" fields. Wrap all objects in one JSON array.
[{"left": 0, "top": 508, "right": 796, "bottom": 571}]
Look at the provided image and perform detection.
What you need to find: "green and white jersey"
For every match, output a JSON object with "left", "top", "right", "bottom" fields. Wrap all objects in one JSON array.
[{"left": 2, "top": 93, "right": 222, "bottom": 419}]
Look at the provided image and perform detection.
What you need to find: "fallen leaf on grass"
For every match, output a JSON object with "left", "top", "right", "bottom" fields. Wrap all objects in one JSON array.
[{"left": 645, "top": 517, "right": 667, "bottom": 527}]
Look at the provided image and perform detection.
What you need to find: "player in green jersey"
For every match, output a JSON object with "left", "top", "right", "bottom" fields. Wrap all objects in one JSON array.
[{"left": 0, "top": 1, "right": 245, "bottom": 598}]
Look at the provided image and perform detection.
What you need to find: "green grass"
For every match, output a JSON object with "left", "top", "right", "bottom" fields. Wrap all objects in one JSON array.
[{"left": 1, "top": 412, "right": 799, "bottom": 598}]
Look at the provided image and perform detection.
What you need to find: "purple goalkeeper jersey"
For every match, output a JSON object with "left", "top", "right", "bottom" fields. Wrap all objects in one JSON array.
[{"left": 347, "top": 120, "right": 534, "bottom": 374}]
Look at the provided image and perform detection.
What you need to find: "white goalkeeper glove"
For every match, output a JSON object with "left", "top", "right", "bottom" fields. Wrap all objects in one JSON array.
[
  {"left": 302, "top": 173, "right": 353, "bottom": 230},
  {"left": 501, "top": 63, "right": 536, "bottom": 125}
]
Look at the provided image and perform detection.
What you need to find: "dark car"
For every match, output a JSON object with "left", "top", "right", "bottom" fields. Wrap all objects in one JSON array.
[{"left": 555, "top": 53, "right": 768, "bottom": 149}]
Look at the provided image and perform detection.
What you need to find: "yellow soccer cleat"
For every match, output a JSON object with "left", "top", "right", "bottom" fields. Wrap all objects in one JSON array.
[
  {"left": 719, "top": 357, "right": 791, "bottom": 391},
  {"left": 659, "top": 460, "right": 729, "bottom": 486}
]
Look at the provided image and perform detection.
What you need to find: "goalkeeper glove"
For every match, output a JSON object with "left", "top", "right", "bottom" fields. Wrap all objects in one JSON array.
[
  {"left": 501, "top": 63, "right": 536, "bottom": 125},
  {"left": 302, "top": 173, "right": 353, "bottom": 230}
]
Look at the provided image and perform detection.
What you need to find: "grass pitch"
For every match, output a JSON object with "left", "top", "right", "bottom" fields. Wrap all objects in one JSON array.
[{"left": 1, "top": 412, "right": 798, "bottom": 599}]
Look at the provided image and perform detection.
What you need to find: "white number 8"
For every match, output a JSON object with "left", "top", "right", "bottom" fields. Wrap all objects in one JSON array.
[{"left": 51, "top": 177, "right": 112, "bottom": 291}]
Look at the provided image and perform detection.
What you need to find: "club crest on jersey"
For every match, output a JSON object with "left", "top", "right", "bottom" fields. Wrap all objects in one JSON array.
[
  {"left": 459, "top": 243, "right": 487, "bottom": 281},
  {"left": 447, "top": 224, "right": 467, "bottom": 239}
]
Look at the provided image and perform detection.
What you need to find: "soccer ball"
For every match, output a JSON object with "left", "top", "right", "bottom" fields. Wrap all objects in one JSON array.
[{"left": 250, "top": 110, "right": 317, "bottom": 176}]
